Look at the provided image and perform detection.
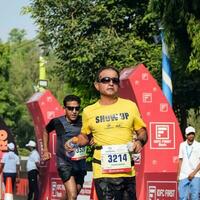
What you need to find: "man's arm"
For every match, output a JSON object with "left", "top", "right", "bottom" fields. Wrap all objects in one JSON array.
[
  {"left": 0, "top": 163, "right": 4, "bottom": 174},
  {"left": 136, "top": 127, "right": 148, "bottom": 145},
  {"left": 65, "top": 133, "right": 89, "bottom": 152},
  {"left": 77, "top": 134, "right": 89, "bottom": 146},
  {"left": 42, "top": 130, "right": 51, "bottom": 160},
  {"left": 16, "top": 164, "right": 20, "bottom": 180},
  {"left": 132, "top": 127, "right": 148, "bottom": 153},
  {"left": 188, "top": 162, "right": 200, "bottom": 180},
  {"left": 177, "top": 158, "right": 183, "bottom": 181},
  {"left": 36, "top": 161, "right": 40, "bottom": 169}
]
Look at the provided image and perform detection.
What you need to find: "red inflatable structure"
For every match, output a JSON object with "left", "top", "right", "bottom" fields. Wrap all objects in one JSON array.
[
  {"left": 119, "top": 64, "right": 183, "bottom": 199},
  {"left": 27, "top": 91, "right": 66, "bottom": 199},
  {"left": 26, "top": 64, "right": 183, "bottom": 199}
]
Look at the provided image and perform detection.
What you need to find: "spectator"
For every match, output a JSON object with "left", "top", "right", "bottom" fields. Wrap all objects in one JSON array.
[
  {"left": 177, "top": 126, "right": 200, "bottom": 200},
  {"left": 0, "top": 142, "right": 20, "bottom": 192},
  {"left": 26, "top": 140, "right": 40, "bottom": 200}
]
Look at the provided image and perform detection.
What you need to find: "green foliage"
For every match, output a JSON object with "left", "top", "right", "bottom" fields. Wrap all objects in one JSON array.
[
  {"left": 148, "top": 0, "right": 200, "bottom": 131},
  {"left": 29, "top": 0, "right": 161, "bottom": 102},
  {"left": 8, "top": 28, "right": 27, "bottom": 43},
  {"left": 187, "top": 15, "right": 200, "bottom": 71},
  {"left": 7, "top": 31, "right": 40, "bottom": 147},
  {"left": 0, "top": 42, "right": 22, "bottom": 127},
  {"left": 187, "top": 109, "right": 200, "bottom": 142},
  {"left": 1, "top": 28, "right": 72, "bottom": 147},
  {"left": 18, "top": 147, "right": 30, "bottom": 157},
  {"left": 22, "top": 0, "right": 200, "bottom": 137}
]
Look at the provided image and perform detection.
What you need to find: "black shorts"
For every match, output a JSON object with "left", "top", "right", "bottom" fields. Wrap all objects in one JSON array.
[
  {"left": 94, "top": 176, "right": 137, "bottom": 200},
  {"left": 56, "top": 156, "right": 86, "bottom": 187}
]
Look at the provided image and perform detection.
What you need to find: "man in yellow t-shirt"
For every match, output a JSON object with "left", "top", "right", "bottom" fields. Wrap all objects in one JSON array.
[{"left": 66, "top": 66, "right": 148, "bottom": 200}]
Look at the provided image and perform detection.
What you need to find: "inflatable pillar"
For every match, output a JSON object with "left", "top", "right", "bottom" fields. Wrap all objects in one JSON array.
[
  {"left": 26, "top": 90, "right": 65, "bottom": 199},
  {"left": 119, "top": 64, "right": 183, "bottom": 200}
]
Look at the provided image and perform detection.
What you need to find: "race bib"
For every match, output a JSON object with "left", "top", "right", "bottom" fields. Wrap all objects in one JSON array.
[
  {"left": 101, "top": 144, "right": 131, "bottom": 173},
  {"left": 71, "top": 146, "right": 87, "bottom": 160}
]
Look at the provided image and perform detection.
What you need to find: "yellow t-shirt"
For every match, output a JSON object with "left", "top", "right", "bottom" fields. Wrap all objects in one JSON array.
[{"left": 81, "top": 97, "right": 146, "bottom": 178}]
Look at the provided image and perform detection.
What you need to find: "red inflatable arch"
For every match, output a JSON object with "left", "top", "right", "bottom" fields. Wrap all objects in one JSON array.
[
  {"left": 119, "top": 64, "right": 183, "bottom": 200},
  {"left": 27, "top": 63, "right": 183, "bottom": 199}
]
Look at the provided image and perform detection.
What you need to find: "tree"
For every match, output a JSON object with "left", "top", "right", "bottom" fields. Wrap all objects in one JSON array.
[
  {"left": 28, "top": 0, "right": 200, "bottom": 132},
  {"left": 28, "top": 0, "right": 161, "bottom": 105},
  {"left": 8, "top": 28, "right": 27, "bottom": 43},
  {"left": 7, "top": 28, "right": 71, "bottom": 147},
  {"left": 0, "top": 42, "right": 22, "bottom": 127},
  {"left": 148, "top": 0, "right": 200, "bottom": 130}
]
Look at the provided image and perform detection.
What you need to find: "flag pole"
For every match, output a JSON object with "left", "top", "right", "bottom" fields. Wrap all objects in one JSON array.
[{"left": 160, "top": 30, "right": 173, "bottom": 106}]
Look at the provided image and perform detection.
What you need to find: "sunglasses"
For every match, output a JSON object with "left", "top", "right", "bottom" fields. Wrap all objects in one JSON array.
[
  {"left": 97, "top": 77, "right": 120, "bottom": 85},
  {"left": 65, "top": 106, "right": 80, "bottom": 111}
]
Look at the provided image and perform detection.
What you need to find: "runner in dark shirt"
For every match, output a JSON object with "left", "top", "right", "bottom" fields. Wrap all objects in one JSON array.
[{"left": 43, "top": 95, "right": 87, "bottom": 200}]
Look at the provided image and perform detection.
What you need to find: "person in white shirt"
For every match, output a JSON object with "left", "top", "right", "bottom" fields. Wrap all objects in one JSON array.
[
  {"left": 26, "top": 140, "right": 40, "bottom": 200},
  {"left": 177, "top": 126, "right": 200, "bottom": 200},
  {"left": 0, "top": 142, "right": 20, "bottom": 192}
]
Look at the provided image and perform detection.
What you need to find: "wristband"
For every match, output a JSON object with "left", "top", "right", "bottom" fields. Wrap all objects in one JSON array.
[{"left": 134, "top": 138, "right": 146, "bottom": 146}]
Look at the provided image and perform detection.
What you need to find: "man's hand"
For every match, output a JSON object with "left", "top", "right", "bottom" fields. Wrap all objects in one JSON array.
[
  {"left": 89, "top": 137, "right": 96, "bottom": 146},
  {"left": 188, "top": 171, "right": 195, "bottom": 180},
  {"left": 16, "top": 177, "right": 20, "bottom": 183},
  {"left": 42, "top": 151, "right": 51, "bottom": 161},
  {"left": 64, "top": 140, "right": 75, "bottom": 152},
  {"left": 132, "top": 140, "right": 143, "bottom": 153},
  {"left": 177, "top": 175, "right": 180, "bottom": 182},
  {"left": 128, "top": 139, "right": 143, "bottom": 153}
]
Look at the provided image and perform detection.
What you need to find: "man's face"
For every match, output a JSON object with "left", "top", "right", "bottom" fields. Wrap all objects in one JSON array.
[
  {"left": 186, "top": 133, "right": 195, "bottom": 143},
  {"left": 95, "top": 69, "right": 120, "bottom": 97},
  {"left": 64, "top": 100, "right": 80, "bottom": 122}
]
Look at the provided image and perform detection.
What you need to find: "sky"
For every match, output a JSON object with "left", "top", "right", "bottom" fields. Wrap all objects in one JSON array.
[{"left": 0, "top": 0, "right": 37, "bottom": 42}]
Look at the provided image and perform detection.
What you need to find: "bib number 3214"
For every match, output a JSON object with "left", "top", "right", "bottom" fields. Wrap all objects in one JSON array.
[{"left": 101, "top": 144, "right": 131, "bottom": 173}]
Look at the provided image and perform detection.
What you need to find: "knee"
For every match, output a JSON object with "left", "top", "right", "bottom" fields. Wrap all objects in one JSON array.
[{"left": 67, "top": 192, "right": 77, "bottom": 200}]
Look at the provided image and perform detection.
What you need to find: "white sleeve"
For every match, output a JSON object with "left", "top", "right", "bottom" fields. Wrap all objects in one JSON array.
[
  {"left": 34, "top": 151, "right": 40, "bottom": 162},
  {"left": 178, "top": 143, "right": 184, "bottom": 159}
]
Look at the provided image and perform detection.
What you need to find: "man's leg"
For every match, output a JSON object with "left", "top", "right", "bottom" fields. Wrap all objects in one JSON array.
[
  {"left": 57, "top": 158, "right": 77, "bottom": 200},
  {"left": 63, "top": 176, "right": 78, "bottom": 200},
  {"left": 123, "top": 177, "right": 137, "bottom": 200},
  {"left": 94, "top": 178, "right": 125, "bottom": 200},
  {"left": 190, "top": 177, "right": 200, "bottom": 200},
  {"left": 74, "top": 170, "right": 85, "bottom": 195},
  {"left": 33, "top": 170, "right": 39, "bottom": 200},
  {"left": 27, "top": 171, "right": 34, "bottom": 200},
  {"left": 178, "top": 178, "right": 190, "bottom": 200}
]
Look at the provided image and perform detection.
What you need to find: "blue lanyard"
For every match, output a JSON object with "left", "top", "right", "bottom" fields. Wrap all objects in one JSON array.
[{"left": 186, "top": 145, "right": 193, "bottom": 159}]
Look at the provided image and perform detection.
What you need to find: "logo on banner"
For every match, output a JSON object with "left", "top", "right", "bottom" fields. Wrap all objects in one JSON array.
[
  {"left": 47, "top": 111, "right": 56, "bottom": 119},
  {"left": 147, "top": 181, "right": 177, "bottom": 200},
  {"left": 47, "top": 96, "right": 53, "bottom": 102},
  {"left": 0, "top": 130, "right": 8, "bottom": 151},
  {"left": 51, "top": 179, "right": 65, "bottom": 199},
  {"left": 150, "top": 122, "right": 175, "bottom": 149},
  {"left": 143, "top": 93, "right": 152, "bottom": 103},
  {"left": 142, "top": 73, "right": 149, "bottom": 80},
  {"left": 160, "top": 103, "right": 168, "bottom": 112}
]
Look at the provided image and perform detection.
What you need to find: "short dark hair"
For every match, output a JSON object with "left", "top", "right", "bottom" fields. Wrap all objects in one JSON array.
[
  {"left": 96, "top": 66, "right": 120, "bottom": 81},
  {"left": 63, "top": 95, "right": 81, "bottom": 106}
]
